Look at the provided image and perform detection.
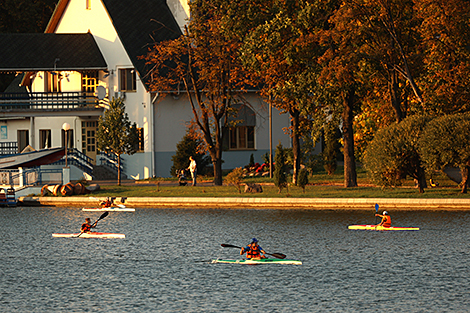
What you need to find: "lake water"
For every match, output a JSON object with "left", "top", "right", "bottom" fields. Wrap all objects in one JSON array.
[{"left": 1, "top": 207, "right": 469, "bottom": 312}]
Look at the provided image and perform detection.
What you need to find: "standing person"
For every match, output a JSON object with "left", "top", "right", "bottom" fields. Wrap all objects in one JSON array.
[
  {"left": 80, "top": 218, "right": 96, "bottom": 233},
  {"left": 240, "top": 238, "right": 266, "bottom": 260},
  {"left": 188, "top": 156, "right": 197, "bottom": 186},
  {"left": 375, "top": 211, "right": 392, "bottom": 227}
]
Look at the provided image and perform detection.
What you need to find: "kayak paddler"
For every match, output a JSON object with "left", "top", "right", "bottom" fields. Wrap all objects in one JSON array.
[
  {"left": 240, "top": 238, "right": 266, "bottom": 260},
  {"left": 100, "top": 197, "right": 112, "bottom": 208},
  {"left": 375, "top": 211, "right": 391, "bottom": 227},
  {"left": 80, "top": 218, "right": 97, "bottom": 233}
]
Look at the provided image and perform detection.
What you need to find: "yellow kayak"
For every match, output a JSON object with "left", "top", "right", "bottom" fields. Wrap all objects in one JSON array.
[{"left": 348, "top": 224, "right": 419, "bottom": 231}]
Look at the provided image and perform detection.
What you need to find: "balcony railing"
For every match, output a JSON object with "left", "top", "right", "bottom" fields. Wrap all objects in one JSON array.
[{"left": 0, "top": 92, "right": 105, "bottom": 110}]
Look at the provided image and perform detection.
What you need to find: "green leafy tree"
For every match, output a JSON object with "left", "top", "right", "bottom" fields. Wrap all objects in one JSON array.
[
  {"left": 364, "top": 115, "right": 431, "bottom": 193},
  {"left": 420, "top": 113, "right": 470, "bottom": 193},
  {"left": 96, "top": 97, "right": 139, "bottom": 186},
  {"left": 274, "top": 142, "right": 288, "bottom": 193},
  {"left": 170, "top": 131, "right": 210, "bottom": 177}
]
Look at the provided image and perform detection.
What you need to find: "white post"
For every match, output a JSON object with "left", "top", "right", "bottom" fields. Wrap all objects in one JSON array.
[
  {"left": 62, "top": 167, "right": 70, "bottom": 185},
  {"left": 62, "top": 122, "right": 71, "bottom": 168},
  {"left": 18, "top": 167, "right": 24, "bottom": 187}
]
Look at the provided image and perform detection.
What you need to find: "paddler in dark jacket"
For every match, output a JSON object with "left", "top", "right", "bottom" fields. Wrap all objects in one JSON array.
[
  {"left": 80, "top": 218, "right": 96, "bottom": 233},
  {"left": 240, "top": 238, "right": 266, "bottom": 260},
  {"left": 375, "top": 211, "right": 392, "bottom": 227}
]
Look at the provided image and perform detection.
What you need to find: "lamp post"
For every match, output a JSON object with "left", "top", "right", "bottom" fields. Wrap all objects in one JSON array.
[{"left": 62, "top": 122, "right": 70, "bottom": 167}]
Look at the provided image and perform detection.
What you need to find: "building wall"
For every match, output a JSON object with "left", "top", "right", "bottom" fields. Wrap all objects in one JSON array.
[
  {"left": 49, "top": 0, "right": 154, "bottom": 179},
  {"left": 166, "top": 0, "right": 190, "bottom": 32},
  {"left": 152, "top": 93, "right": 292, "bottom": 177}
]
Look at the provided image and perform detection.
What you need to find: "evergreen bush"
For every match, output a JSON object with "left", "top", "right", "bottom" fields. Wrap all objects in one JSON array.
[
  {"left": 170, "top": 132, "right": 210, "bottom": 177},
  {"left": 298, "top": 168, "right": 309, "bottom": 192},
  {"left": 274, "top": 142, "right": 288, "bottom": 193}
]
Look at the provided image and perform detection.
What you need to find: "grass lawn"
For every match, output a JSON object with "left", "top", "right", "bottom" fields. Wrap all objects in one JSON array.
[{"left": 81, "top": 166, "right": 470, "bottom": 199}]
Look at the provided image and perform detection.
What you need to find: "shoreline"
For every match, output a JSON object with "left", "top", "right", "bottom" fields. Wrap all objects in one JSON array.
[{"left": 17, "top": 196, "right": 470, "bottom": 210}]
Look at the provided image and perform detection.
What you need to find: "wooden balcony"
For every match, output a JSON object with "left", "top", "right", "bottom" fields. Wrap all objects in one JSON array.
[{"left": 0, "top": 92, "right": 105, "bottom": 111}]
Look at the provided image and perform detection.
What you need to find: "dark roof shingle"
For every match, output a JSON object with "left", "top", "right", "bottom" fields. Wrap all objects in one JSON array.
[
  {"left": 0, "top": 33, "right": 107, "bottom": 71},
  {"left": 101, "top": 0, "right": 183, "bottom": 89}
]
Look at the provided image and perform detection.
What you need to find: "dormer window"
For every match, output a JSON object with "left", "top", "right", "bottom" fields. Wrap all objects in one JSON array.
[{"left": 119, "top": 69, "right": 136, "bottom": 92}]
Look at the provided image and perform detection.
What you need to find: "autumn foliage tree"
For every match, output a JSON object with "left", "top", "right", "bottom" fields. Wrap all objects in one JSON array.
[
  {"left": 143, "top": 0, "right": 258, "bottom": 185},
  {"left": 417, "top": 0, "right": 470, "bottom": 114},
  {"left": 240, "top": 0, "right": 325, "bottom": 186}
]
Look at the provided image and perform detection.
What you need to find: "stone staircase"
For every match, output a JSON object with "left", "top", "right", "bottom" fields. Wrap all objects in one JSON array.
[{"left": 92, "top": 165, "right": 127, "bottom": 180}]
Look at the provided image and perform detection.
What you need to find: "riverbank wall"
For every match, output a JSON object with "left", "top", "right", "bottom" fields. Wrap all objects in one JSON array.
[{"left": 17, "top": 196, "right": 470, "bottom": 210}]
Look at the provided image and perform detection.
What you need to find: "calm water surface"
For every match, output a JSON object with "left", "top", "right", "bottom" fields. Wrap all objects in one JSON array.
[{"left": 1, "top": 207, "right": 469, "bottom": 312}]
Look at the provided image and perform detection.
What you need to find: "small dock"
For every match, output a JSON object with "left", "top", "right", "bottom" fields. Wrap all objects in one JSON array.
[{"left": 0, "top": 187, "right": 16, "bottom": 207}]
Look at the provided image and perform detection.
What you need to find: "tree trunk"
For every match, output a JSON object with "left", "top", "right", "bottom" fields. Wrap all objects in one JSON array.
[
  {"left": 117, "top": 153, "right": 121, "bottom": 186},
  {"left": 207, "top": 142, "right": 223, "bottom": 186},
  {"left": 389, "top": 69, "right": 404, "bottom": 123},
  {"left": 291, "top": 110, "right": 301, "bottom": 185},
  {"left": 212, "top": 156, "right": 223, "bottom": 186},
  {"left": 342, "top": 89, "right": 358, "bottom": 187},
  {"left": 416, "top": 165, "right": 427, "bottom": 193},
  {"left": 460, "top": 166, "right": 468, "bottom": 194}
]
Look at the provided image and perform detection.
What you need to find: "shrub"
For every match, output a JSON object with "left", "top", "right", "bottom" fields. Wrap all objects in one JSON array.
[
  {"left": 225, "top": 167, "right": 244, "bottom": 193},
  {"left": 420, "top": 113, "right": 470, "bottom": 193},
  {"left": 363, "top": 115, "right": 431, "bottom": 193}
]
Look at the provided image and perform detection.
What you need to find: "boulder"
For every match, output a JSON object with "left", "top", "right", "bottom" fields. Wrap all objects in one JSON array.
[{"left": 244, "top": 183, "right": 263, "bottom": 193}]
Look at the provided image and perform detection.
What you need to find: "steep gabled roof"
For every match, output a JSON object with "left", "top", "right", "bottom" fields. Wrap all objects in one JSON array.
[
  {"left": 47, "top": 0, "right": 183, "bottom": 90},
  {"left": 0, "top": 33, "right": 107, "bottom": 71},
  {"left": 102, "top": 0, "right": 183, "bottom": 89}
]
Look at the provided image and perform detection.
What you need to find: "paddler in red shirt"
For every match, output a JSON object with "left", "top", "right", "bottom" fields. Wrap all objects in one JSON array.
[
  {"left": 240, "top": 238, "right": 266, "bottom": 260},
  {"left": 375, "top": 211, "right": 392, "bottom": 227},
  {"left": 80, "top": 218, "right": 96, "bottom": 233}
]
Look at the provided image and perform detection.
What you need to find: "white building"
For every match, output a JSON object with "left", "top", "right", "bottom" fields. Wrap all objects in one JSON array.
[{"left": 0, "top": 0, "right": 300, "bottom": 181}]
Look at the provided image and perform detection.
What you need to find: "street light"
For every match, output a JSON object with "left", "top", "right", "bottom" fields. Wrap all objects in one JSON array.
[{"left": 62, "top": 122, "right": 70, "bottom": 167}]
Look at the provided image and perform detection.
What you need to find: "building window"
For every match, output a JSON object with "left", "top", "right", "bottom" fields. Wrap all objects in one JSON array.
[
  {"left": 119, "top": 69, "right": 136, "bottom": 92},
  {"left": 39, "top": 130, "right": 51, "bottom": 149},
  {"left": 17, "top": 130, "right": 29, "bottom": 153},
  {"left": 62, "top": 129, "right": 74, "bottom": 149},
  {"left": 45, "top": 72, "right": 60, "bottom": 92},
  {"left": 229, "top": 126, "right": 255, "bottom": 150},
  {"left": 82, "top": 72, "right": 99, "bottom": 93},
  {"left": 225, "top": 104, "right": 256, "bottom": 150},
  {"left": 86, "top": 0, "right": 91, "bottom": 10}
]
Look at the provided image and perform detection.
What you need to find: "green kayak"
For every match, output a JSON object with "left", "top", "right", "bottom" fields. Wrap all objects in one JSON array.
[{"left": 211, "top": 258, "right": 302, "bottom": 265}]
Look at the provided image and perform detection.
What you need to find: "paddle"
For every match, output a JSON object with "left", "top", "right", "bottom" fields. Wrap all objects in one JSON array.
[
  {"left": 77, "top": 211, "right": 109, "bottom": 237},
  {"left": 375, "top": 203, "right": 379, "bottom": 224},
  {"left": 221, "top": 243, "right": 287, "bottom": 259}
]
